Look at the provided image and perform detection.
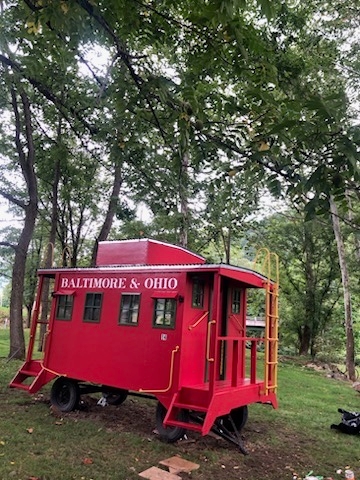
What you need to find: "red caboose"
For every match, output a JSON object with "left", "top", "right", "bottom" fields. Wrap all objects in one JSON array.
[{"left": 10, "top": 239, "right": 279, "bottom": 451}]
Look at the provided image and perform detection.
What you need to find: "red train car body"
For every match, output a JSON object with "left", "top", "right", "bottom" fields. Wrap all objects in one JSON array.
[{"left": 10, "top": 239, "right": 279, "bottom": 449}]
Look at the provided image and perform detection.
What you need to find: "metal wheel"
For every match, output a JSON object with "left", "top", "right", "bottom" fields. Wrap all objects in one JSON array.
[
  {"left": 218, "top": 405, "right": 248, "bottom": 432},
  {"left": 155, "top": 401, "right": 189, "bottom": 443},
  {"left": 101, "top": 388, "right": 128, "bottom": 405},
  {"left": 50, "top": 377, "right": 80, "bottom": 412}
]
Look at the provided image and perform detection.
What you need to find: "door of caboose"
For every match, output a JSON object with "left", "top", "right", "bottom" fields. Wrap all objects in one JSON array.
[
  {"left": 215, "top": 277, "right": 247, "bottom": 383},
  {"left": 183, "top": 273, "right": 213, "bottom": 387}
]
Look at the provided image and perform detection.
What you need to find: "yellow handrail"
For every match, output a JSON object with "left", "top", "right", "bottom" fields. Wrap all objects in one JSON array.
[
  {"left": 188, "top": 311, "right": 209, "bottom": 331},
  {"left": 62, "top": 246, "right": 72, "bottom": 266},
  {"left": 139, "top": 346, "right": 180, "bottom": 393},
  {"left": 206, "top": 320, "right": 216, "bottom": 362},
  {"left": 253, "top": 247, "right": 279, "bottom": 284}
]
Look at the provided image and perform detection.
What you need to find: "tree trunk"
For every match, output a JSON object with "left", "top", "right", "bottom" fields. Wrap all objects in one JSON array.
[
  {"left": 38, "top": 134, "right": 61, "bottom": 350},
  {"left": 25, "top": 304, "right": 32, "bottom": 329},
  {"left": 69, "top": 205, "right": 85, "bottom": 267},
  {"left": 299, "top": 324, "right": 311, "bottom": 356},
  {"left": 178, "top": 151, "right": 189, "bottom": 248},
  {"left": 91, "top": 160, "right": 122, "bottom": 266},
  {"left": 329, "top": 195, "right": 356, "bottom": 380},
  {"left": 346, "top": 190, "right": 360, "bottom": 263},
  {"left": 302, "top": 224, "right": 316, "bottom": 356},
  {"left": 221, "top": 228, "right": 231, "bottom": 264},
  {"left": 9, "top": 89, "right": 38, "bottom": 360}
]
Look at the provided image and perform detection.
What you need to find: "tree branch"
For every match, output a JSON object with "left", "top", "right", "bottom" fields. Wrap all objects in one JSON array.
[
  {"left": 0, "top": 53, "right": 98, "bottom": 135},
  {"left": 0, "top": 189, "right": 26, "bottom": 209},
  {"left": 0, "top": 241, "right": 17, "bottom": 251},
  {"left": 74, "top": 0, "right": 168, "bottom": 142}
]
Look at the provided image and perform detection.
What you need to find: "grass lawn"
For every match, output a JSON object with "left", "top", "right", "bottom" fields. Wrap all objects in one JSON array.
[{"left": 0, "top": 328, "right": 359, "bottom": 480}]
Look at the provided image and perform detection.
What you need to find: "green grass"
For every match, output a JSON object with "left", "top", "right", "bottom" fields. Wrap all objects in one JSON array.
[
  {"left": 0, "top": 329, "right": 359, "bottom": 479},
  {"left": 0, "top": 326, "right": 10, "bottom": 357}
]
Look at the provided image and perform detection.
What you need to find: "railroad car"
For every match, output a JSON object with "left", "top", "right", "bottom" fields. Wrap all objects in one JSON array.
[{"left": 10, "top": 238, "right": 279, "bottom": 451}]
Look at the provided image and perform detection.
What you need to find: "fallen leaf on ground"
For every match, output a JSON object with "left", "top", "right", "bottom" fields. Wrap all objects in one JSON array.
[{"left": 82, "top": 457, "right": 93, "bottom": 465}]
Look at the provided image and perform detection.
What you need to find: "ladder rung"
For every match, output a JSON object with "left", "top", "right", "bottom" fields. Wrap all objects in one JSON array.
[
  {"left": 10, "top": 382, "right": 30, "bottom": 391},
  {"left": 20, "top": 369, "right": 37, "bottom": 376},
  {"left": 173, "top": 402, "right": 208, "bottom": 412},
  {"left": 166, "top": 420, "right": 203, "bottom": 432}
]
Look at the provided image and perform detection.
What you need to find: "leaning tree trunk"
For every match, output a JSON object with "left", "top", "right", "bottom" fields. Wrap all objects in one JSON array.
[
  {"left": 91, "top": 160, "right": 122, "bottom": 266},
  {"left": 329, "top": 195, "right": 356, "bottom": 381},
  {"left": 10, "top": 210, "right": 37, "bottom": 359},
  {"left": 8, "top": 89, "right": 38, "bottom": 360}
]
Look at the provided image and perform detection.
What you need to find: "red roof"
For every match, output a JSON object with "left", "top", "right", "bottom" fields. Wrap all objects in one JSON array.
[{"left": 95, "top": 238, "right": 206, "bottom": 266}]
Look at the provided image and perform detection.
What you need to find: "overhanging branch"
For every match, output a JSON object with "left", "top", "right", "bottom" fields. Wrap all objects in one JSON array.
[
  {"left": 0, "top": 190, "right": 26, "bottom": 209},
  {"left": 0, "top": 241, "right": 17, "bottom": 251}
]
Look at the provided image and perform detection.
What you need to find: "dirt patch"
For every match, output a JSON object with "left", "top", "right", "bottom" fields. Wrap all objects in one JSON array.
[{"left": 33, "top": 393, "right": 330, "bottom": 480}]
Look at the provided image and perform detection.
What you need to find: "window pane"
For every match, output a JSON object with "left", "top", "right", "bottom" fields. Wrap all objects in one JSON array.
[
  {"left": 153, "top": 298, "right": 176, "bottom": 328},
  {"left": 56, "top": 295, "right": 73, "bottom": 321},
  {"left": 94, "top": 295, "right": 102, "bottom": 307},
  {"left": 232, "top": 289, "right": 241, "bottom": 314},
  {"left": 192, "top": 279, "right": 204, "bottom": 308},
  {"left": 119, "top": 294, "right": 140, "bottom": 325},
  {"left": 155, "top": 299, "right": 165, "bottom": 325},
  {"left": 83, "top": 293, "right": 102, "bottom": 323}
]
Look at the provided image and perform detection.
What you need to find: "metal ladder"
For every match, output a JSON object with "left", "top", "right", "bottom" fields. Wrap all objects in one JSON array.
[{"left": 253, "top": 248, "right": 279, "bottom": 396}]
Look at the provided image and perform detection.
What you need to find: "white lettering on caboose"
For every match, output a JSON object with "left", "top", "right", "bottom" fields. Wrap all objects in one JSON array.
[
  {"left": 59, "top": 276, "right": 178, "bottom": 290},
  {"left": 144, "top": 277, "right": 178, "bottom": 289},
  {"left": 60, "top": 277, "right": 127, "bottom": 289}
]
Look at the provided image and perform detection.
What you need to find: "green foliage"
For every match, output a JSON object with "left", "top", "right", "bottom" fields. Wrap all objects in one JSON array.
[
  {"left": 249, "top": 208, "right": 343, "bottom": 356},
  {"left": 0, "top": 284, "right": 10, "bottom": 308},
  {"left": 0, "top": 0, "right": 359, "bottom": 256}
]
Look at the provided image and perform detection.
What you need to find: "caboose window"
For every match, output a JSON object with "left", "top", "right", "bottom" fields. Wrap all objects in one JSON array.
[
  {"left": 192, "top": 279, "right": 204, "bottom": 308},
  {"left": 232, "top": 289, "right": 241, "bottom": 314},
  {"left": 153, "top": 299, "right": 176, "bottom": 328},
  {"left": 83, "top": 293, "right": 102, "bottom": 323},
  {"left": 119, "top": 294, "right": 140, "bottom": 325},
  {"left": 56, "top": 295, "right": 73, "bottom": 321}
]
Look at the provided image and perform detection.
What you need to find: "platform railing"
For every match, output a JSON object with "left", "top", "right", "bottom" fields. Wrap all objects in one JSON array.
[{"left": 215, "top": 336, "right": 263, "bottom": 388}]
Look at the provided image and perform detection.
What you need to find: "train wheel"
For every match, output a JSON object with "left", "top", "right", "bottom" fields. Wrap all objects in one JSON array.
[
  {"left": 50, "top": 377, "right": 80, "bottom": 412},
  {"left": 101, "top": 388, "right": 128, "bottom": 405},
  {"left": 155, "top": 402, "right": 189, "bottom": 443},
  {"left": 218, "top": 405, "right": 248, "bottom": 432}
]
